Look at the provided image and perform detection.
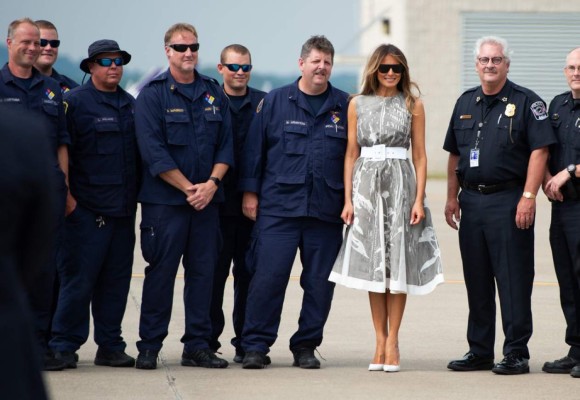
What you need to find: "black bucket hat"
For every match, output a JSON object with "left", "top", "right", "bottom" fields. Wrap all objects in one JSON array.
[{"left": 80, "top": 39, "right": 131, "bottom": 73}]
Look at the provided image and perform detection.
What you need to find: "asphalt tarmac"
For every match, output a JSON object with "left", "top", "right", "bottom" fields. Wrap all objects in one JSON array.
[{"left": 44, "top": 179, "right": 579, "bottom": 399}]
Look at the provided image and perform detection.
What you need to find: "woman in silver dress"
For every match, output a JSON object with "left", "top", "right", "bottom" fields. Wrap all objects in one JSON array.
[{"left": 329, "top": 44, "right": 443, "bottom": 372}]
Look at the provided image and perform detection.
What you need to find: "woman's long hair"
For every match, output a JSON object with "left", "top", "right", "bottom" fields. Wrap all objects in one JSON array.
[{"left": 359, "top": 44, "right": 421, "bottom": 114}]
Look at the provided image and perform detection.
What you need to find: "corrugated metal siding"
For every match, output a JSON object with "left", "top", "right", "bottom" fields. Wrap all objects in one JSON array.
[{"left": 461, "top": 12, "right": 580, "bottom": 105}]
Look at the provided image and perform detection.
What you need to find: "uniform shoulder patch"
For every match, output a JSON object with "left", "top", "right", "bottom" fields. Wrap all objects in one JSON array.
[
  {"left": 530, "top": 101, "right": 548, "bottom": 121},
  {"left": 256, "top": 98, "right": 264, "bottom": 114}
]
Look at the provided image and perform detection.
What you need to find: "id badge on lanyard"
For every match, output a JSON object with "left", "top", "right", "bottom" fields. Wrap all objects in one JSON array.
[
  {"left": 470, "top": 122, "right": 483, "bottom": 168},
  {"left": 470, "top": 148, "right": 479, "bottom": 167}
]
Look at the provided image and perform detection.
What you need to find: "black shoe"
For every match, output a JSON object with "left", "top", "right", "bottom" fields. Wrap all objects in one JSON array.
[
  {"left": 571, "top": 365, "right": 580, "bottom": 378},
  {"left": 54, "top": 351, "right": 78, "bottom": 369},
  {"left": 233, "top": 350, "right": 245, "bottom": 364},
  {"left": 492, "top": 352, "right": 529, "bottom": 375},
  {"left": 447, "top": 352, "right": 494, "bottom": 371},
  {"left": 181, "top": 348, "right": 228, "bottom": 369},
  {"left": 242, "top": 351, "right": 271, "bottom": 369},
  {"left": 542, "top": 355, "right": 579, "bottom": 374},
  {"left": 94, "top": 349, "right": 136, "bottom": 367},
  {"left": 292, "top": 348, "right": 320, "bottom": 369},
  {"left": 135, "top": 350, "right": 159, "bottom": 370},
  {"left": 43, "top": 351, "right": 66, "bottom": 371}
]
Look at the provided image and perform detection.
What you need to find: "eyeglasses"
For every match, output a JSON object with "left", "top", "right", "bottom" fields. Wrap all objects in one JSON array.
[
  {"left": 378, "top": 64, "right": 404, "bottom": 74},
  {"left": 565, "top": 65, "right": 580, "bottom": 74},
  {"left": 223, "top": 64, "right": 253, "bottom": 72},
  {"left": 478, "top": 57, "right": 504, "bottom": 65},
  {"left": 168, "top": 43, "right": 200, "bottom": 53},
  {"left": 94, "top": 57, "right": 124, "bottom": 67},
  {"left": 40, "top": 39, "right": 60, "bottom": 48}
]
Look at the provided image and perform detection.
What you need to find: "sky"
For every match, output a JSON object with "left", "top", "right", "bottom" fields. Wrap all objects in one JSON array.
[{"left": 2, "top": 0, "right": 361, "bottom": 77}]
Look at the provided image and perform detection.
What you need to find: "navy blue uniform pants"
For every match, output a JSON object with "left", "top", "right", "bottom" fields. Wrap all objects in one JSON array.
[
  {"left": 241, "top": 216, "right": 342, "bottom": 354},
  {"left": 27, "top": 182, "right": 65, "bottom": 352},
  {"left": 458, "top": 188, "right": 534, "bottom": 359},
  {"left": 550, "top": 201, "right": 580, "bottom": 359},
  {"left": 210, "top": 215, "right": 253, "bottom": 353},
  {"left": 50, "top": 205, "right": 135, "bottom": 353},
  {"left": 137, "top": 203, "right": 220, "bottom": 353}
]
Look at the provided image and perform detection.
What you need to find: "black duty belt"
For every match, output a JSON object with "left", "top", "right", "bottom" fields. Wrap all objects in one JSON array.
[{"left": 461, "top": 180, "right": 523, "bottom": 195}]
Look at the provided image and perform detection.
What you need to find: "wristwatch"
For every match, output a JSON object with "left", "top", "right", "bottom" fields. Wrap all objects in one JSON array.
[
  {"left": 208, "top": 176, "right": 221, "bottom": 187},
  {"left": 522, "top": 192, "right": 536, "bottom": 199},
  {"left": 567, "top": 164, "right": 576, "bottom": 180}
]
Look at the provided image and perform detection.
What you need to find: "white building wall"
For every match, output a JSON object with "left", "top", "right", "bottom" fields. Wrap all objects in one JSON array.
[{"left": 359, "top": 0, "right": 580, "bottom": 175}]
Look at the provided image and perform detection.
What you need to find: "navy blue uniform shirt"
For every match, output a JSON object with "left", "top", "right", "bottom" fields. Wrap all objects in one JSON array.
[
  {"left": 135, "top": 69, "right": 234, "bottom": 205},
  {"left": 51, "top": 68, "right": 79, "bottom": 95},
  {"left": 64, "top": 79, "right": 138, "bottom": 217},
  {"left": 239, "top": 79, "right": 349, "bottom": 223},
  {"left": 0, "top": 63, "right": 69, "bottom": 181},
  {"left": 221, "top": 85, "right": 267, "bottom": 216},
  {"left": 548, "top": 91, "right": 580, "bottom": 175},
  {"left": 443, "top": 79, "right": 556, "bottom": 184}
]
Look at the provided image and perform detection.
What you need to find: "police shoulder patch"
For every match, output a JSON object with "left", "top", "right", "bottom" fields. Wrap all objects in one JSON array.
[
  {"left": 256, "top": 98, "right": 264, "bottom": 113},
  {"left": 530, "top": 101, "right": 548, "bottom": 121}
]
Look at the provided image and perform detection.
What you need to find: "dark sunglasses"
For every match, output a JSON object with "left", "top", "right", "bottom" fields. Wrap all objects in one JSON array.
[
  {"left": 378, "top": 64, "right": 404, "bottom": 74},
  {"left": 94, "top": 57, "right": 124, "bottom": 67},
  {"left": 223, "top": 63, "right": 253, "bottom": 72},
  {"left": 40, "top": 39, "right": 60, "bottom": 48},
  {"left": 168, "top": 43, "right": 200, "bottom": 53}
]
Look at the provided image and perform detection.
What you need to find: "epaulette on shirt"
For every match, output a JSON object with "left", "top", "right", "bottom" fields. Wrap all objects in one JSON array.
[
  {"left": 461, "top": 86, "right": 479, "bottom": 96},
  {"left": 200, "top": 74, "right": 220, "bottom": 86},
  {"left": 552, "top": 91, "right": 570, "bottom": 103},
  {"left": 509, "top": 82, "right": 537, "bottom": 99}
]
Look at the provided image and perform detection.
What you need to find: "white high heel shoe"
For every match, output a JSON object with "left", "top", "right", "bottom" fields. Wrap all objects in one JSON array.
[
  {"left": 368, "top": 363, "right": 384, "bottom": 371},
  {"left": 383, "top": 364, "right": 401, "bottom": 372}
]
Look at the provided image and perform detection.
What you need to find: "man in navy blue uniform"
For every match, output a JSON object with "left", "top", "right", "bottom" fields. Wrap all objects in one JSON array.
[
  {"left": 0, "top": 106, "right": 54, "bottom": 400},
  {"left": 34, "top": 19, "right": 78, "bottom": 353},
  {"left": 542, "top": 47, "right": 580, "bottom": 378},
  {"left": 210, "top": 44, "right": 266, "bottom": 363},
  {"left": 444, "top": 36, "right": 555, "bottom": 375},
  {"left": 239, "top": 35, "right": 348, "bottom": 369},
  {"left": 0, "top": 18, "right": 69, "bottom": 371},
  {"left": 50, "top": 39, "right": 138, "bottom": 369},
  {"left": 34, "top": 20, "right": 78, "bottom": 94},
  {"left": 135, "top": 22, "right": 233, "bottom": 370}
]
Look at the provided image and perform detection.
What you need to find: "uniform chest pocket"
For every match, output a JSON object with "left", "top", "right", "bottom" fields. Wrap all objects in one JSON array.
[
  {"left": 497, "top": 119, "right": 523, "bottom": 147},
  {"left": 284, "top": 124, "right": 308, "bottom": 155},
  {"left": 203, "top": 112, "right": 223, "bottom": 145},
  {"left": 573, "top": 123, "right": 580, "bottom": 150},
  {"left": 453, "top": 119, "right": 475, "bottom": 146},
  {"left": 165, "top": 113, "right": 190, "bottom": 146},
  {"left": 42, "top": 102, "right": 59, "bottom": 118},
  {"left": 95, "top": 121, "right": 121, "bottom": 154},
  {"left": 324, "top": 126, "right": 347, "bottom": 159}
]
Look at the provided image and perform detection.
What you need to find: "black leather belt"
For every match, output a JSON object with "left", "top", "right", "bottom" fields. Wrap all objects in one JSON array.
[{"left": 461, "top": 180, "right": 523, "bottom": 195}]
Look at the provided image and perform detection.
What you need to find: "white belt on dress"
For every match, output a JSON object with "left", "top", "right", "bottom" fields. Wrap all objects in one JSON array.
[{"left": 359, "top": 145, "right": 407, "bottom": 160}]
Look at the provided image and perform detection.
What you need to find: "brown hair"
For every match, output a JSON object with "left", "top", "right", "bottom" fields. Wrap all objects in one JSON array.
[
  {"left": 300, "top": 35, "right": 334, "bottom": 63},
  {"left": 360, "top": 44, "right": 420, "bottom": 113},
  {"left": 220, "top": 44, "right": 251, "bottom": 64},
  {"left": 164, "top": 23, "right": 197, "bottom": 46},
  {"left": 7, "top": 17, "right": 38, "bottom": 40},
  {"left": 35, "top": 19, "right": 58, "bottom": 33}
]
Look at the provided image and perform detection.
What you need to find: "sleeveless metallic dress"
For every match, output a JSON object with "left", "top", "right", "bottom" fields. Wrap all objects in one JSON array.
[{"left": 329, "top": 94, "right": 443, "bottom": 294}]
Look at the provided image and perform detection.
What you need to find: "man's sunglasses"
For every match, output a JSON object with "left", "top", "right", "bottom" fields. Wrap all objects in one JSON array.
[
  {"left": 168, "top": 43, "right": 200, "bottom": 53},
  {"left": 40, "top": 39, "right": 60, "bottom": 48},
  {"left": 378, "top": 64, "right": 404, "bottom": 74},
  {"left": 94, "top": 57, "right": 124, "bottom": 67},
  {"left": 223, "top": 64, "right": 253, "bottom": 73}
]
